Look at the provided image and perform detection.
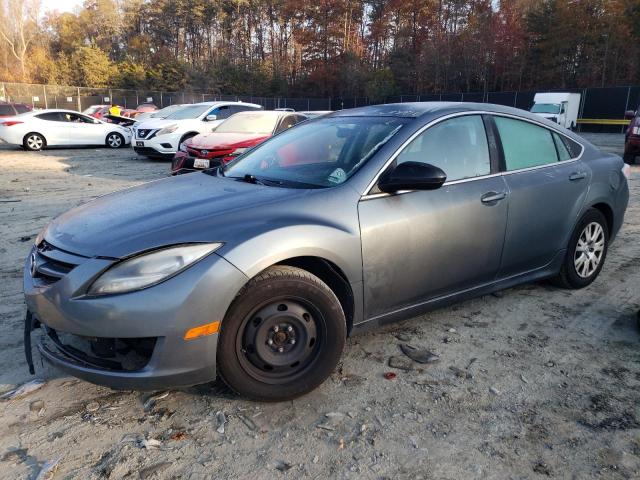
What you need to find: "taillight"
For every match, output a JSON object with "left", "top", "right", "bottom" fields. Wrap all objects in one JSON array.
[
  {"left": 622, "top": 164, "right": 631, "bottom": 180},
  {"left": 1, "top": 121, "right": 23, "bottom": 127}
]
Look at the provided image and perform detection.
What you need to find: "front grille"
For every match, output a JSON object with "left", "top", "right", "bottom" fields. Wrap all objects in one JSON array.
[
  {"left": 136, "top": 128, "right": 157, "bottom": 139},
  {"left": 43, "top": 327, "right": 157, "bottom": 372},
  {"left": 186, "top": 146, "right": 231, "bottom": 159},
  {"left": 32, "top": 240, "right": 88, "bottom": 285}
]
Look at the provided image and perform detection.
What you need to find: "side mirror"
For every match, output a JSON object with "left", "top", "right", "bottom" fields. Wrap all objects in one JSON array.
[
  {"left": 378, "top": 161, "right": 447, "bottom": 193},
  {"left": 205, "top": 114, "right": 217, "bottom": 122},
  {"left": 624, "top": 110, "right": 636, "bottom": 120}
]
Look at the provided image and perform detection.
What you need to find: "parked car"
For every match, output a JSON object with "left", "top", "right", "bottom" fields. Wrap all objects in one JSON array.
[
  {"left": 299, "top": 111, "right": 332, "bottom": 119},
  {"left": 624, "top": 107, "right": 640, "bottom": 164},
  {"left": 82, "top": 105, "right": 110, "bottom": 120},
  {"left": 132, "top": 101, "right": 263, "bottom": 159},
  {"left": 134, "top": 104, "right": 187, "bottom": 123},
  {"left": 0, "top": 109, "right": 132, "bottom": 150},
  {"left": 23, "top": 103, "right": 629, "bottom": 401},
  {"left": 136, "top": 103, "right": 158, "bottom": 113},
  {"left": 530, "top": 93, "right": 580, "bottom": 130},
  {"left": 0, "top": 102, "right": 32, "bottom": 117},
  {"left": 172, "top": 110, "right": 308, "bottom": 174}
]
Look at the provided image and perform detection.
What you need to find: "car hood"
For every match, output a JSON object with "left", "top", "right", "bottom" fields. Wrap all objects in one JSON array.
[
  {"left": 43, "top": 173, "right": 312, "bottom": 258},
  {"left": 135, "top": 118, "right": 177, "bottom": 129},
  {"left": 189, "top": 132, "right": 271, "bottom": 149}
]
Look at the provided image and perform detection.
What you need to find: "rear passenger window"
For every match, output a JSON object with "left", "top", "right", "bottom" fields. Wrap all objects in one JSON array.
[
  {"left": 14, "top": 105, "right": 29, "bottom": 114},
  {"left": 494, "top": 116, "right": 558, "bottom": 170},
  {"left": 36, "top": 112, "right": 63, "bottom": 121},
  {"left": 0, "top": 105, "right": 14, "bottom": 115},
  {"left": 396, "top": 115, "right": 491, "bottom": 182},
  {"left": 552, "top": 132, "right": 571, "bottom": 161},
  {"left": 275, "top": 115, "right": 298, "bottom": 133},
  {"left": 560, "top": 135, "right": 582, "bottom": 158}
]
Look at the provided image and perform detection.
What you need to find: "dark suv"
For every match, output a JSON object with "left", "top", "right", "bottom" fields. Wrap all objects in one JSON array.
[
  {"left": 624, "top": 108, "right": 640, "bottom": 164},
  {"left": 0, "top": 102, "right": 32, "bottom": 117}
]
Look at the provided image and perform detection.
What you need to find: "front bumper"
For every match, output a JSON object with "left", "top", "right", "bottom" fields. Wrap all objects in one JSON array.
[
  {"left": 133, "top": 133, "right": 180, "bottom": 157},
  {"left": 171, "top": 151, "right": 223, "bottom": 175},
  {"left": 624, "top": 135, "right": 640, "bottom": 155},
  {"left": 24, "top": 244, "right": 248, "bottom": 390}
]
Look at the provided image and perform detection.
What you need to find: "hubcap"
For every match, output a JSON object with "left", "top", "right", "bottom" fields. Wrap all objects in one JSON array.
[
  {"left": 237, "top": 298, "right": 323, "bottom": 383},
  {"left": 574, "top": 222, "right": 605, "bottom": 278},
  {"left": 108, "top": 135, "right": 121, "bottom": 147},
  {"left": 28, "top": 136, "right": 42, "bottom": 149}
]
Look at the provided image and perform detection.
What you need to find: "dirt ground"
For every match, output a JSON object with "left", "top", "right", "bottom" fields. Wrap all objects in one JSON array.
[{"left": 0, "top": 134, "right": 638, "bottom": 480}]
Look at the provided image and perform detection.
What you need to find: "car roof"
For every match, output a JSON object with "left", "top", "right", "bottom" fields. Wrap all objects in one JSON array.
[
  {"left": 192, "top": 101, "right": 262, "bottom": 107},
  {"left": 232, "top": 110, "right": 301, "bottom": 118},
  {"left": 31, "top": 109, "right": 88, "bottom": 115},
  {"left": 330, "top": 102, "right": 537, "bottom": 119}
]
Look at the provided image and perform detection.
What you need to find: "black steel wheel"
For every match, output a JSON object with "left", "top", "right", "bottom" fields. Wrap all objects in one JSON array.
[{"left": 217, "top": 266, "right": 346, "bottom": 401}]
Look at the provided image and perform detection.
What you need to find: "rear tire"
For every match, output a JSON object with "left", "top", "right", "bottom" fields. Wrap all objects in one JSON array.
[
  {"left": 23, "top": 133, "right": 45, "bottom": 151},
  {"left": 551, "top": 208, "right": 609, "bottom": 289},
  {"left": 217, "top": 266, "right": 346, "bottom": 401},
  {"left": 106, "top": 132, "right": 124, "bottom": 149}
]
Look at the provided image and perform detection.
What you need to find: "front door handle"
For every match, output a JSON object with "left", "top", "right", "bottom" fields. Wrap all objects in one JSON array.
[
  {"left": 569, "top": 172, "right": 587, "bottom": 181},
  {"left": 481, "top": 191, "right": 507, "bottom": 204}
]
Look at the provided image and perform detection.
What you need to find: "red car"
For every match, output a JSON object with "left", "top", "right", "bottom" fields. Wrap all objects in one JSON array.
[
  {"left": 171, "top": 111, "right": 307, "bottom": 174},
  {"left": 624, "top": 107, "right": 640, "bottom": 164},
  {"left": 0, "top": 102, "right": 32, "bottom": 117}
]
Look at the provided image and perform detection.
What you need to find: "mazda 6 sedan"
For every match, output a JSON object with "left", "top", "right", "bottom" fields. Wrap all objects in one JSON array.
[{"left": 24, "top": 102, "right": 630, "bottom": 401}]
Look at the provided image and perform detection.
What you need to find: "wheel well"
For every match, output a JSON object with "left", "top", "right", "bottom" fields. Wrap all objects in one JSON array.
[
  {"left": 277, "top": 257, "right": 355, "bottom": 335},
  {"left": 590, "top": 202, "right": 614, "bottom": 237},
  {"left": 179, "top": 132, "right": 197, "bottom": 144},
  {"left": 23, "top": 132, "right": 46, "bottom": 146}
]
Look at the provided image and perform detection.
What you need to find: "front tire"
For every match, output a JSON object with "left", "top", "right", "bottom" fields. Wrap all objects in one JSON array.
[
  {"left": 217, "top": 266, "right": 346, "bottom": 401},
  {"left": 106, "top": 132, "right": 125, "bottom": 148},
  {"left": 23, "top": 133, "right": 45, "bottom": 151},
  {"left": 552, "top": 208, "right": 609, "bottom": 289}
]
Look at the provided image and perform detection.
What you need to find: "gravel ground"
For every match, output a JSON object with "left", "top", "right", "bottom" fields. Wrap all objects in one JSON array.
[{"left": 0, "top": 134, "right": 638, "bottom": 479}]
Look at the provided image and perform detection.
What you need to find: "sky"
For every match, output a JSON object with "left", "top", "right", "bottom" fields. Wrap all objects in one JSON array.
[{"left": 42, "top": 0, "right": 84, "bottom": 13}]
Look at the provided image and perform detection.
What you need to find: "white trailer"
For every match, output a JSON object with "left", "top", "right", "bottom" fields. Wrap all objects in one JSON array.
[{"left": 530, "top": 92, "right": 581, "bottom": 130}]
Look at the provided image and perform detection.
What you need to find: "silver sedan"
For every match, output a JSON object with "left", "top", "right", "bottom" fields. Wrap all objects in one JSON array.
[{"left": 24, "top": 102, "right": 630, "bottom": 401}]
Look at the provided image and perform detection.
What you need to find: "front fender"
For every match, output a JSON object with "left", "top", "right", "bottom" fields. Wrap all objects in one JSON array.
[{"left": 220, "top": 223, "right": 363, "bottom": 284}]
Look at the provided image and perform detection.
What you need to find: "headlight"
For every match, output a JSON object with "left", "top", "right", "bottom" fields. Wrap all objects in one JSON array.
[
  {"left": 156, "top": 124, "right": 179, "bottom": 136},
  {"left": 179, "top": 143, "right": 189, "bottom": 152},
  {"left": 230, "top": 147, "right": 248, "bottom": 156},
  {"left": 88, "top": 243, "right": 222, "bottom": 295}
]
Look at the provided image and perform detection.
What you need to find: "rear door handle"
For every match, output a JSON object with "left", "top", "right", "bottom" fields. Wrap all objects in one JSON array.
[
  {"left": 569, "top": 172, "right": 587, "bottom": 181},
  {"left": 481, "top": 192, "right": 507, "bottom": 204}
]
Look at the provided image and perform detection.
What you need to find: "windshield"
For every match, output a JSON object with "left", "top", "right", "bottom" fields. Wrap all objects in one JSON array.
[
  {"left": 165, "top": 104, "right": 211, "bottom": 120},
  {"left": 531, "top": 103, "right": 561, "bottom": 114},
  {"left": 216, "top": 113, "right": 279, "bottom": 134},
  {"left": 151, "top": 105, "right": 184, "bottom": 118},
  {"left": 222, "top": 116, "right": 407, "bottom": 188}
]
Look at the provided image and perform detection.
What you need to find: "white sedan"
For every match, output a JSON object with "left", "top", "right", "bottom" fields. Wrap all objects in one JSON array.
[{"left": 0, "top": 109, "right": 132, "bottom": 151}]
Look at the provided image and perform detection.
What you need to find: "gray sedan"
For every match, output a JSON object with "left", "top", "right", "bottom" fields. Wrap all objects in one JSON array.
[{"left": 24, "top": 102, "right": 630, "bottom": 401}]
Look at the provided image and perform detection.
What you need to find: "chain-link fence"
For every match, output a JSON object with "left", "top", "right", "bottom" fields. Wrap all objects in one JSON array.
[
  {"left": 332, "top": 85, "right": 640, "bottom": 132},
  {"left": 2, "top": 81, "right": 638, "bottom": 132},
  {"left": 0, "top": 82, "right": 332, "bottom": 113}
]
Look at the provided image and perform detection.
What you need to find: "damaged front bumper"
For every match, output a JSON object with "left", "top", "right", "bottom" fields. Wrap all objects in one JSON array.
[{"left": 23, "top": 241, "right": 248, "bottom": 391}]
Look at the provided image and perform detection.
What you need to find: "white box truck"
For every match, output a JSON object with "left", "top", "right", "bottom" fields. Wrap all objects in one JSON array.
[{"left": 530, "top": 92, "right": 581, "bottom": 130}]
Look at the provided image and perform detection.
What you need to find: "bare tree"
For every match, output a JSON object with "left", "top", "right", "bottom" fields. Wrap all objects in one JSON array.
[{"left": 0, "top": 0, "right": 40, "bottom": 80}]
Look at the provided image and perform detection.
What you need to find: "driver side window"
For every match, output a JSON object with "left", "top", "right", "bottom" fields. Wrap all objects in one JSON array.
[
  {"left": 396, "top": 115, "right": 491, "bottom": 182},
  {"left": 209, "top": 105, "right": 231, "bottom": 120}
]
